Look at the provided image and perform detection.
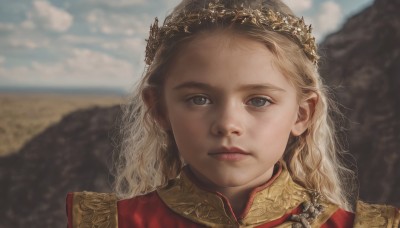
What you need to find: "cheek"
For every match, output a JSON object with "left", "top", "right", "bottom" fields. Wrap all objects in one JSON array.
[
  {"left": 167, "top": 109, "right": 210, "bottom": 163},
  {"left": 167, "top": 107, "right": 208, "bottom": 147},
  {"left": 249, "top": 106, "right": 297, "bottom": 145}
]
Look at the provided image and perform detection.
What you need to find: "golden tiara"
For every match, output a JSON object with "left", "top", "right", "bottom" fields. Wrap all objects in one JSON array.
[{"left": 145, "top": 1, "right": 319, "bottom": 65}]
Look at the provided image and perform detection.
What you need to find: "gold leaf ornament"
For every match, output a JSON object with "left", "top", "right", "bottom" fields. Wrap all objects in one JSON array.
[{"left": 144, "top": 0, "right": 319, "bottom": 66}]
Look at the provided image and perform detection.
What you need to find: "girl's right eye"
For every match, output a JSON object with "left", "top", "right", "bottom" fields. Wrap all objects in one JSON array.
[
  {"left": 246, "top": 96, "right": 272, "bottom": 108},
  {"left": 188, "top": 96, "right": 211, "bottom": 105}
]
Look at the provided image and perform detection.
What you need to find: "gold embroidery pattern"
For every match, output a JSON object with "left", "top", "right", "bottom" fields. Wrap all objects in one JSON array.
[
  {"left": 354, "top": 201, "right": 400, "bottom": 228},
  {"left": 158, "top": 168, "right": 338, "bottom": 227},
  {"left": 241, "top": 170, "right": 309, "bottom": 225},
  {"left": 72, "top": 191, "right": 118, "bottom": 228},
  {"left": 158, "top": 177, "right": 236, "bottom": 226}
]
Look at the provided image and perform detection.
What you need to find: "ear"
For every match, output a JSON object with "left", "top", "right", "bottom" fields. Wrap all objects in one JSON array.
[
  {"left": 291, "top": 93, "right": 318, "bottom": 136},
  {"left": 142, "top": 87, "right": 170, "bottom": 130}
]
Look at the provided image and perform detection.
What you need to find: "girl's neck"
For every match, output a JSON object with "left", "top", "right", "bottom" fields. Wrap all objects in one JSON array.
[
  {"left": 217, "top": 186, "right": 253, "bottom": 217},
  {"left": 187, "top": 166, "right": 275, "bottom": 217}
]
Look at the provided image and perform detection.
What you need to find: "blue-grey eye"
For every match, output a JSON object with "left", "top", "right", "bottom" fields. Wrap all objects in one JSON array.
[
  {"left": 247, "top": 97, "right": 271, "bottom": 107},
  {"left": 191, "top": 96, "right": 210, "bottom": 105}
]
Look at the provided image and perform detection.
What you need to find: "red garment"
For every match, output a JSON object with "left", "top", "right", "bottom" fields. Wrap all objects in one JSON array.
[
  {"left": 115, "top": 191, "right": 354, "bottom": 228},
  {"left": 66, "top": 164, "right": 357, "bottom": 227},
  {"left": 66, "top": 190, "right": 354, "bottom": 227}
]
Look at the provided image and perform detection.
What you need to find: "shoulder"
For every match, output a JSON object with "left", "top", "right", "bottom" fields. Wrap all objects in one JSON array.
[
  {"left": 66, "top": 191, "right": 118, "bottom": 228},
  {"left": 353, "top": 200, "right": 399, "bottom": 228},
  {"left": 66, "top": 191, "right": 161, "bottom": 228},
  {"left": 117, "top": 191, "right": 200, "bottom": 227},
  {"left": 66, "top": 191, "right": 199, "bottom": 228},
  {"left": 117, "top": 190, "right": 164, "bottom": 218}
]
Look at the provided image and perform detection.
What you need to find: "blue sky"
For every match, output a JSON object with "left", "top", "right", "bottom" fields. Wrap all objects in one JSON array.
[{"left": 0, "top": 0, "right": 373, "bottom": 91}]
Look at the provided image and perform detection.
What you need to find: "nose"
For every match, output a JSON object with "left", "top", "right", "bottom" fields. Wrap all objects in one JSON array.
[{"left": 210, "top": 102, "right": 244, "bottom": 137}]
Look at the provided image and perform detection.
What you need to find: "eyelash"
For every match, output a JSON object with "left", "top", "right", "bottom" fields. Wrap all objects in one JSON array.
[
  {"left": 187, "top": 95, "right": 212, "bottom": 105},
  {"left": 186, "top": 95, "right": 272, "bottom": 108},
  {"left": 246, "top": 97, "right": 272, "bottom": 108}
]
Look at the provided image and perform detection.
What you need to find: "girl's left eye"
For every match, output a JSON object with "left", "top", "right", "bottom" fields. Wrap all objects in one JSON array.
[
  {"left": 247, "top": 97, "right": 271, "bottom": 107},
  {"left": 188, "top": 96, "right": 211, "bottom": 105}
]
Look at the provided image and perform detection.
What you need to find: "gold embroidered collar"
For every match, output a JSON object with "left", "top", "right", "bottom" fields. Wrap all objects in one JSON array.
[{"left": 157, "top": 165, "right": 338, "bottom": 227}]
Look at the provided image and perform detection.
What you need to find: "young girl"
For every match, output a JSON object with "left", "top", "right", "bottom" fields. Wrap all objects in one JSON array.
[{"left": 67, "top": 0, "right": 399, "bottom": 227}]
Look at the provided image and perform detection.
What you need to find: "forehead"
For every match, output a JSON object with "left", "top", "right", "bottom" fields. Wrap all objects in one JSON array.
[
  {"left": 165, "top": 30, "right": 294, "bottom": 90},
  {"left": 177, "top": 30, "right": 269, "bottom": 62}
]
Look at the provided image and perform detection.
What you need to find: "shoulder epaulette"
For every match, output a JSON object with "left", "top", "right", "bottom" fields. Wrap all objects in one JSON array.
[
  {"left": 71, "top": 191, "right": 118, "bottom": 228},
  {"left": 354, "top": 201, "right": 399, "bottom": 228}
]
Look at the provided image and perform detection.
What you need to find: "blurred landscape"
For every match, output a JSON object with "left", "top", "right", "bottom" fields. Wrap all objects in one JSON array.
[
  {"left": 0, "top": 91, "right": 123, "bottom": 156},
  {"left": 0, "top": 0, "right": 399, "bottom": 227},
  {"left": 0, "top": 91, "right": 123, "bottom": 228}
]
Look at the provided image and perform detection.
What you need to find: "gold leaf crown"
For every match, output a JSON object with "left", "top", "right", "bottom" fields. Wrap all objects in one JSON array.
[{"left": 145, "top": 1, "right": 319, "bottom": 66}]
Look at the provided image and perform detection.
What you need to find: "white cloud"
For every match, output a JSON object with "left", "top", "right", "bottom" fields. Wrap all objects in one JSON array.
[
  {"left": 1, "top": 34, "right": 49, "bottom": 50},
  {"left": 0, "top": 49, "right": 135, "bottom": 88},
  {"left": 101, "top": 42, "right": 119, "bottom": 50},
  {"left": 0, "top": 22, "right": 15, "bottom": 31},
  {"left": 317, "top": 1, "right": 342, "bottom": 33},
  {"left": 20, "top": 20, "right": 36, "bottom": 30},
  {"left": 64, "top": 49, "right": 134, "bottom": 78},
  {"left": 102, "top": 38, "right": 145, "bottom": 52},
  {"left": 0, "top": 57, "right": 5, "bottom": 81},
  {"left": 310, "top": 1, "right": 342, "bottom": 40},
  {"left": 282, "top": 0, "right": 313, "bottom": 13},
  {"left": 122, "top": 38, "right": 145, "bottom": 52},
  {"left": 9, "top": 39, "right": 39, "bottom": 49},
  {"left": 60, "top": 35, "right": 145, "bottom": 54},
  {"left": 86, "top": 9, "right": 149, "bottom": 36},
  {"left": 60, "top": 34, "right": 104, "bottom": 45},
  {"left": 29, "top": 0, "right": 73, "bottom": 32},
  {"left": 162, "top": 0, "right": 182, "bottom": 11},
  {"left": 87, "top": 0, "right": 145, "bottom": 8}
]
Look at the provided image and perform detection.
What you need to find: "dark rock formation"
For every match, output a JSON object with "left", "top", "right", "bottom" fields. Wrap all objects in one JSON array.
[
  {"left": 0, "top": 106, "right": 121, "bottom": 228},
  {"left": 319, "top": 0, "right": 400, "bottom": 207}
]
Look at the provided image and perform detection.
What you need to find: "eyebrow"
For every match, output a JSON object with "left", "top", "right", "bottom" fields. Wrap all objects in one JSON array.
[
  {"left": 172, "top": 81, "right": 286, "bottom": 92},
  {"left": 173, "top": 81, "right": 213, "bottom": 91}
]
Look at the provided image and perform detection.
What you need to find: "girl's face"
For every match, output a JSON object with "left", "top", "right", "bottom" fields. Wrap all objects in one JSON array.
[{"left": 161, "top": 31, "right": 310, "bottom": 190}]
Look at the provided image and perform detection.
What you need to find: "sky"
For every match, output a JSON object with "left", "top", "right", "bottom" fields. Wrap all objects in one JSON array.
[{"left": 0, "top": 0, "right": 374, "bottom": 92}]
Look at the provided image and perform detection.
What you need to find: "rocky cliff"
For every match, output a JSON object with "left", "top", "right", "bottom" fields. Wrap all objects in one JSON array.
[
  {"left": 319, "top": 0, "right": 400, "bottom": 207},
  {"left": 0, "top": 106, "right": 121, "bottom": 227}
]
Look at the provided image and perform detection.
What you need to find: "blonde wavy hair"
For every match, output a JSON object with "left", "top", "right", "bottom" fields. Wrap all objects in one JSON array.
[{"left": 114, "top": 0, "right": 355, "bottom": 211}]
